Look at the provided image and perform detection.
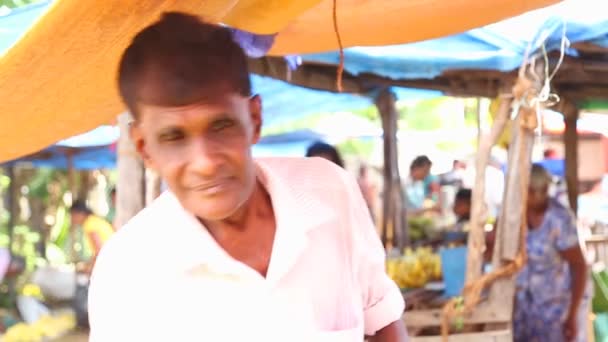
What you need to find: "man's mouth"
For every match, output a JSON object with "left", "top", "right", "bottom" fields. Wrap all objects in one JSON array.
[{"left": 190, "top": 178, "right": 232, "bottom": 195}]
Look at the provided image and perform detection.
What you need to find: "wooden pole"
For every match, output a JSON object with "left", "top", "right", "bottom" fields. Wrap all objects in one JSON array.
[
  {"left": 465, "top": 97, "right": 511, "bottom": 284},
  {"left": 6, "top": 166, "right": 16, "bottom": 256},
  {"left": 562, "top": 101, "right": 579, "bottom": 214},
  {"left": 66, "top": 152, "right": 79, "bottom": 262},
  {"left": 145, "top": 168, "right": 162, "bottom": 206},
  {"left": 115, "top": 113, "right": 145, "bottom": 228},
  {"left": 476, "top": 98, "right": 483, "bottom": 147},
  {"left": 375, "top": 89, "right": 406, "bottom": 250}
]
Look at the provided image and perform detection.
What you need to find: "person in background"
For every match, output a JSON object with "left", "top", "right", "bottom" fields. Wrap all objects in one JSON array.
[
  {"left": 414, "top": 155, "right": 439, "bottom": 202},
  {"left": 305, "top": 141, "right": 344, "bottom": 168},
  {"left": 358, "top": 163, "right": 377, "bottom": 221},
  {"left": 513, "top": 164, "right": 590, "bottom": 342},
  {"left": 70, "top": 201, "right": 114, "bottom": 271},
  {"left": 404, "top": 157, "right": 439, "bottom": 216},
  {"left": 452, "top": 188, "right": 471, "bottom": 228},
  {"left": 440, "top": 159, "right": 466, "bottom": 188}
]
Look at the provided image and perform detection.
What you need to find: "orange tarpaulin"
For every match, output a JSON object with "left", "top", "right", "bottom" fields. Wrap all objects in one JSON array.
[{"left": 0, "top": 0, "right": 559, "bottom": 162}]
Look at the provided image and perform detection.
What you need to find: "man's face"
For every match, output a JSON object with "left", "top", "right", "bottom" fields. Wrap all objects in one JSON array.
[
  {"left": 71, "top": 212, "right": 87, "bottom": 226},
  {"left": 131, "top": 94, "right": 262, "bottom": 221},
  {"left": 527, "top": 185, "right": 549, "bottom": 210},
  {"left": 410, "top": 167, "right": 426, "bottom": 181},
  {"left": 453, "top": 199, "right": 471, "bottom": 219}
]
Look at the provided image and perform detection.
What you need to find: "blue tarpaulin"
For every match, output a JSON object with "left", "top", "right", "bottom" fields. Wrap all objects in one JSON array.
[
  {"left": 5, "top": 126, "right": 119, "bottom": 169},
  {"left": 252, "top": 129, "right": 327, "bottom": 157},
  {"left": 303, "top": 0, "right": 608, "bottom": 80}
]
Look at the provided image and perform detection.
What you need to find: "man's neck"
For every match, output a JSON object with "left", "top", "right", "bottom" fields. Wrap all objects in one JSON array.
[{"left": 204, "top": 180, "right": 273, "bottom": 237}]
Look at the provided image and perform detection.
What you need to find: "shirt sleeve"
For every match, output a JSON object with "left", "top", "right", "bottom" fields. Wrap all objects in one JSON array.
[
  {"left": 343, "top": 171, "right": 405, "bottom": 336},
  {"left": 554, "top": 207, "right": 580, "bottom": 251}
]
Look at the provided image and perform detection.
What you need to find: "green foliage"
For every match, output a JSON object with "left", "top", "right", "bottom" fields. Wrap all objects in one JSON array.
[
  {"left": 49, "top": 204, "right": 70, "bottom": 247},
  {"left": 261, "top": 113, "right": 326, "bottom": 136},
  {"left": 351, "top": 106, "right": 380, "bottom": 123},
  {"left": 27, "top": 168, "right": 54, "bottom": 199},
  {"left": 398, "top": 97, "right": 465, "bottom": 131},
  {"left": 0, "top": 0, "right": 39, "bottom": 9},
  {"left": 336, "top": 139, "right": 375, "bottom": 159}
]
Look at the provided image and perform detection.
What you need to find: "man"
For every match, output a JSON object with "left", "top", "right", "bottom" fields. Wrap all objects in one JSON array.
[
  {"left": 403, "top": 156, "right": 440, "bottom": 216},
  {"left": 89, "top": 13, "right": 407, "bottom": 341},
  {"left": 439, "top": 159, "right": 466, "bottom": 188}
]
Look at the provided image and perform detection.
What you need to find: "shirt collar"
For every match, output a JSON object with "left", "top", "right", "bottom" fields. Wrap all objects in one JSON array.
[{"left": 166, "top": 159, "right": 337, "bottom": 276}]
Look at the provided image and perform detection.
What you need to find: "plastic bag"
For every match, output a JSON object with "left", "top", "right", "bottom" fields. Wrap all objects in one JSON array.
[{"left": 31, "top": 265, "right": 76, "bottom": 301}]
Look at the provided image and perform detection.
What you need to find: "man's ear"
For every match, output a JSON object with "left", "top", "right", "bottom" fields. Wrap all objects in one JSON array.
[
  {"left": 129, "top": 122, "right": 156, "bottom": 170},
  {"left": 249, "top": 95, "right": 262, "bottom": 144}
]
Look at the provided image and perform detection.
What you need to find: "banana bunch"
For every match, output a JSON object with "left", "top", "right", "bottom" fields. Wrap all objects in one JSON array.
[
  {"left": 386, "top": 247, "right": 442, "bottom": 289},
  {"left": 3, "top": 312, "right": 76, "bottom": 342}
]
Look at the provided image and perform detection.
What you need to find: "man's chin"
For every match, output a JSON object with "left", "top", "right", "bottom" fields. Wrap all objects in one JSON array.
[{"left": 187, "top": 200, "right": 243, "bottom": 223}]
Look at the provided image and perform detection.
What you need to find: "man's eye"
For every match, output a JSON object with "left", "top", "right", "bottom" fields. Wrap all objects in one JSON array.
[
  {"left": 159, "top": 131, "right": 185, "bottom": 142},
  {"left": 211, "top": 119, "right": 235, "bottom": 131}
]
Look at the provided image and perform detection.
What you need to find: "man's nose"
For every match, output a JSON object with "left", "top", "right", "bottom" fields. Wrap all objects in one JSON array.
[{"left": 188, "top": 138, "right": 223, "bottom": 176}]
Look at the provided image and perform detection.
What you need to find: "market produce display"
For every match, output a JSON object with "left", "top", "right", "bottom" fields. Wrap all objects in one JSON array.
[
  {"left": 2, "top": 312, "right": 76, "bottom": 342},
  {"left": 386, "top": 247, "right": 442, "bottom": 289}
]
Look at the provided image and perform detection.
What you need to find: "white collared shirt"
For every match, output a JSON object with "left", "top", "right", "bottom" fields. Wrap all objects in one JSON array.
[{"left": 88, "top": 157, "right": 404, "bottom": 341}]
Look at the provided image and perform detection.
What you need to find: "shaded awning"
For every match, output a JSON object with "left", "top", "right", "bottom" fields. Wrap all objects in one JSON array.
[{"left": 0, "top": 0, "right": 557, "bottom": 162}]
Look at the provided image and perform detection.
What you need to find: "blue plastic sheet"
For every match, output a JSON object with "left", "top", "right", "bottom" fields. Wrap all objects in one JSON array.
[{"left": 303, "top": 0, "right": 608, "bottom": 80}]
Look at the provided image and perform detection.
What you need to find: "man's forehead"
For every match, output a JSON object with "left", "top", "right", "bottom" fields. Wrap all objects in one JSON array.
[{"left": 135, "top": 97, "right": 249, "bottom": 128}]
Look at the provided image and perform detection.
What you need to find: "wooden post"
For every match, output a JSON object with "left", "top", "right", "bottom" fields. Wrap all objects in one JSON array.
[
  {"left": 476, "top": 98, "right": 483, "bottom": 147},
  {"left": 145, "top": 168, "right": 162, "bottom": 206},
  {"left": 465, "top": 98, "right": 512, "bottom": 285},
  {"left": 66, "top": 152, "right": 79, "bottom": 262},
  {"left": 561, "top": 101, "right": 579, "bottom": 214},
  {"left": 6, "top": 166, "right": 17, "bottom": 256},
  {"left": 375, "top": 89, "right": 406, "bottom": 250},
  {"left": 115, "top": 113, "right": 146, "bottom": 228}
]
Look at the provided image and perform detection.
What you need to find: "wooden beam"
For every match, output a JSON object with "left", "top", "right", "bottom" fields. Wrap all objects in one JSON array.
[
  {"left": 410, "top": 329, "right": 512, "bottom": 342},
  {"left": 251, "top": 56, "right": 608, "bottom": 101},
  {"left": 561, "top": 100, "right": 580, "bottom": 214},
  {"left": 404, "top": 301, "right": 510, "bottom": 328},
  {"left": 248, "top": 57, "right": 366, "bottom": 94},
  {"left": 487, "top": 108, "right": 536, "bottom": 318},
  {"left": 115, "top": 113, "right": 146, "bottom": 228}
]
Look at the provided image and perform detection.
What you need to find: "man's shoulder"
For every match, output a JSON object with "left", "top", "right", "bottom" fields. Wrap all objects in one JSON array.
[
  {"left": 94, "top": 193, "right": 177, "bottom": 267},
  {"left": 256, "top": 157, "right": 350, "bottom": 187}
]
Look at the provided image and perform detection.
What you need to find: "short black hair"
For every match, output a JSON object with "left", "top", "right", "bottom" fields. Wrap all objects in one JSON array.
[
  {"left": 305, "top": 141, "right": 344, "bottom": 168},
  {"left": 70, "top": 200, "right": 92, "bottom": 215},
  {"left": 118, "top": 12, "right": 251, "bottom": 118},
  {"left": 455, "top": 188, "right": 472, "bottom": 202},
  {"left": 410, "top": 155, "right": 432, "bottom": 170}
]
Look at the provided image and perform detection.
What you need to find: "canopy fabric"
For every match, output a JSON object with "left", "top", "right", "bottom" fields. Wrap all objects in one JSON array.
[
  {"left": 4, "top": 126, "right": 119, "bottom": 170},
  {"left": 252, "top": 75, "right": 373, "bottom": 127},
  {"left": 0, "top": 0, "right": 557, "bottom": 163},
  {"left": 303, "top": 0, "right": 608, "bottom": 80}
]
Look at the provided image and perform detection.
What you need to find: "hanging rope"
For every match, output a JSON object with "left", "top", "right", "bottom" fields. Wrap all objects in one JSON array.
[
  {"left": 439, "top": 23, "right": 571, "bottom": 337},
  {"left": 440, "top": 75, "right": 535, "bottom": 342},
  {"left": 332, "top": 0, "right": 345, "bottom": 92}
]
